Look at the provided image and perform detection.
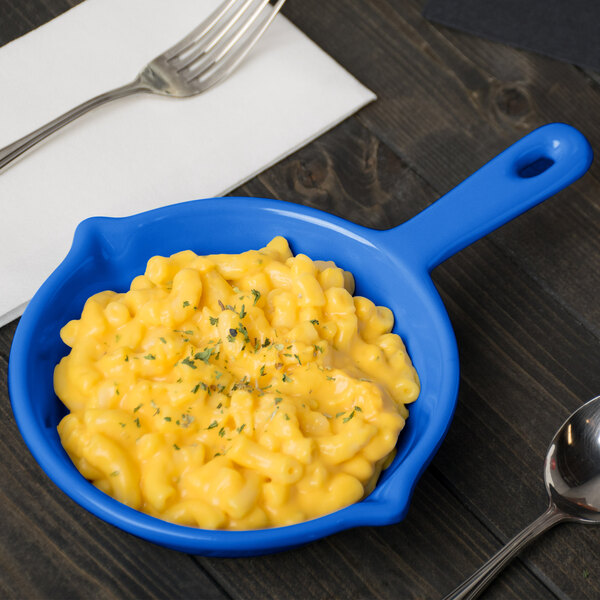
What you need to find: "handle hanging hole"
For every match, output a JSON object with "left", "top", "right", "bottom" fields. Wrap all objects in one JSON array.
[{"left": 517, "top": 156, "right": 555, "bottom": 178}]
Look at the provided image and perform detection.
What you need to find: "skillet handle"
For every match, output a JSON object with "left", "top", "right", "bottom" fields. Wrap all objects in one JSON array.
[{"left": 386, "top": 123, "right": 592, "bottom": 272}]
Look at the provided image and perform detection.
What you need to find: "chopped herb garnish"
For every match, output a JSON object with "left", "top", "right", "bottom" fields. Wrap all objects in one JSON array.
[
  {"left": 218, "top": 427, "right": 226, "bottom": 438},
  {"left": 182, "top": 300, "right": 190, "bottom": 308},
  {"left": 194, "top": 347, "right": 214, "bottom": 364},
  {"left": 326, "top": 375, "right": 336, "bottom": 381},
  {"left": 355, "top": 406, "right": 362, "bottom": 412},
  {"left": 239, "top": 304, "right": 247, "bottom": 319},
  {"left": 119, "top": 422, "right": 126, "bottom": 428},
  {"left": 207, "top": 420, "right": 218, "bottom": 430},
  {"left": 231, "top": 375, "right": 253, "bottom": 392},
  {"left": 274, "top": 343, "right": 284, "bottom": 351},
  {"left": 262, "top": 338, "right": 271, "bottom": 347},
  {"left": 215, "top": 370, "right": 223, "bottom": 379},
  {"left": 237, "top": 424, "right": 246, "bottom": 434},
  {"left": 259, "top": 365, "right": 266, "bottom": 376},
  {"left": 237, "top": 322, "right": 250, "bottom": 343},
  {"left": 124, "top": 355, "right": 129, "bottom": 362},
  {"left": 191, "top": 384, "right": 200, "bottom": 394},
  {"left": 310, "top": 319, "right": 319, "bottom": 326},
  {"left": 251, "top": 289, "right": 261, "bottom": 305},
  {"left": 134, "top": 417, "right": 141, "bottom": 428},
  {"left": 180, "top": 414, "right": 194, "bottom": 428},
  {"left": 174, "top": 329, "right": 194, "bottom": 335},
  {"left": 294, "top": 354, "right": 301, "bottom": 365},
  {"left": 343, "top": 410, "right": 355, "bottom": 423},
  {"left": 314, "top": 345, "right": 323, "bottom": 354},
  {"left": 164, "top": 416, "right": 172, "bottom": 422},
  {"left": 275, "top": 397, "right": 282, "bottom": 405},
  {"left": 133, "top": 403, "right": 143, "bottom": 413},
  {"left": 335, "top": 411, "right": 345, "bottom": 418},
  {"left": 181, "top": 357, "right": 197, "bottom": 369},
  {"left": 110, "top": 470, "right": 120, "bottom": 477},
  {"left": 284, "top": 413, "right": 290, "bottom": 421},
  {"left": 173, "top": 444, "right": 180, "bottom": 451},
  {"left": 209, "top": 316, "right": 219, "bottom": 326},
  {"left": 282, "top": 373, "right": 292, "bottom": 383},
  {"left": 144, "top": 353, "right": 156, "bottom": 360},
  {"left": 159, "top": 337, "right": 167, "bottom": 344}
]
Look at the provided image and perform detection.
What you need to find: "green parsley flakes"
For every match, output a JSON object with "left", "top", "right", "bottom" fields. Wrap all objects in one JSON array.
[{"left": 343, "top": 410, "right": 355, "bottom": 423}]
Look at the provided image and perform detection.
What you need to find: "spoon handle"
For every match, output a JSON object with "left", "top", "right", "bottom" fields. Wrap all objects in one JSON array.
[{"left": 443, "top": 504, "right": 566, "bottom": 600}]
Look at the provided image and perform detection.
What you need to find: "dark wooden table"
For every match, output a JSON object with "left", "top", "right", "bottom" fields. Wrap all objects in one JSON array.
[{"left": 2, "top": 1, "right": 599, "bottom": 598}]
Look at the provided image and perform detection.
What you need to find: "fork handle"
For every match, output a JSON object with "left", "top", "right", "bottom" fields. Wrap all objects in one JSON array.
[{"left": 0, "top": 77, "right": 149, "bottom": 172}]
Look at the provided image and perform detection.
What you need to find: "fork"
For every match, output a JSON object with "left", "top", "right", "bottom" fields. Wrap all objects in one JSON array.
[{"left": 0, "top": 0, "right": 287, "bottom": 172}]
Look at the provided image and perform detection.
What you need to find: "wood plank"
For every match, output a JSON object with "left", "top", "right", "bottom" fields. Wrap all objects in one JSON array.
[
  {"left": 196, "top": 472, "right": 555, "bottom": 600},
  {"left": 429, "top": 243, "right": 600, "bottom": 598},
  {"left": 1, "top": 1, "right": 599, "bottom": 597},
  {"left": 0, "top": 0, "right": 82, "bottom": 47},
  {"left": 283, "top": 0, "right": 600, "bottom": 335},
  {"left": 229, "top": 117, "right": 600, "bottom": 598}
]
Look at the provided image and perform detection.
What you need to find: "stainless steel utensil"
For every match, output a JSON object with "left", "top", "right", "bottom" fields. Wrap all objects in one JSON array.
[
  {"left": 0, "top": 0, "right": 287, "bottom": 172},
  {"left": 444, "top": 395, "right": 600, "bottom": 599}
]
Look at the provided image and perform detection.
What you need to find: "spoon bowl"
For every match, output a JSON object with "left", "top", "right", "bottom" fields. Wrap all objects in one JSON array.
[
  {"left": 546, "top": 395, "right": 600, "bottom": 523},
  {"left": 445, "top": 395, "right": 600, "bottom": 599}
]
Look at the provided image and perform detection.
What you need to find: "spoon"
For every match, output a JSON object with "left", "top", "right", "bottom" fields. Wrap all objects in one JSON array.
[{"left": 444, "top": 395, "right": 600, "bottom": 599}]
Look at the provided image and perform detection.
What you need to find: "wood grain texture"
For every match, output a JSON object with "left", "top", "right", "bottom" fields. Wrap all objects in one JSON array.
[{"left": 1, "top": 0, "right": 599, "bottom": 598}]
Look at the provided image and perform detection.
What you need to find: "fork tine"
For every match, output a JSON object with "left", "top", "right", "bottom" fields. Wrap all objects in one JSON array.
[
  {"left": 188, "top": 0, "right": 287, "bottom": 89},
  {"left": 174, "top": 0, "right": 270, "bottom": 74},
  {"left": 163, "top": 0, "right": 241, "bottom": 60}
]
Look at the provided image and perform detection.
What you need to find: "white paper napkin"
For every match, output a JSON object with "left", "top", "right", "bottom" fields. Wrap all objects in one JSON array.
[{"left": 0, "top": 0, "right": 375, "bottom": 327}]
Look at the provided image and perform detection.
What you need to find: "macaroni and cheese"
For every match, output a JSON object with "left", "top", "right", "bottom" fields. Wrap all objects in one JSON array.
[{"left": 54, "top": 237, "right": 420, "bottom": 529}]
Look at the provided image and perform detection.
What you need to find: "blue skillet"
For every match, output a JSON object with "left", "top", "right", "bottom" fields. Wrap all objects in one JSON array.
[{"left": 8, "top": 123, "right": 593, "bottom": 555}]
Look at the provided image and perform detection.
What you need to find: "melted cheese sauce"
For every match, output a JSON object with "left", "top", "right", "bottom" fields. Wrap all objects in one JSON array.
[{"left": 55, "top": 237, "right": 419, "bottom": 529}]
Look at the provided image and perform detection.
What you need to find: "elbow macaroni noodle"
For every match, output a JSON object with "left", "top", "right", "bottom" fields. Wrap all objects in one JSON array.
[{"left": 55, "top": 237, "right": 420, "bottom": 529}]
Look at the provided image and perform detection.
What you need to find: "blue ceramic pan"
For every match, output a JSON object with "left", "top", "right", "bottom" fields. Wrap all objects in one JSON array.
[{"left": 8, "top": 123, "right": 593, "bottom": 556}]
